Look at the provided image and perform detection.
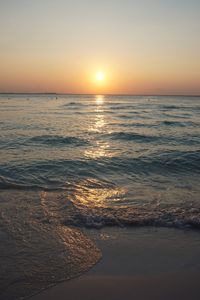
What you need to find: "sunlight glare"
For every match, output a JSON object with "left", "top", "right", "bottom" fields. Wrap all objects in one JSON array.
[
  {"left": 96, "top": 71, "right": 105, "bottom": 81},
  {"left": 95, "top": 95, "right": 104, "bottom": 105}
]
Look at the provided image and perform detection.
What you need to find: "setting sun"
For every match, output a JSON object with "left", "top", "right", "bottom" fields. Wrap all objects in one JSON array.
[{"left": 96, "top": 71, "right": 105, "bottom": 81}]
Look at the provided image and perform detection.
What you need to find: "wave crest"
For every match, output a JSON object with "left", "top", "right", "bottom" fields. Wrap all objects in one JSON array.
[
  {"left": 63, "top": 203, "right": 200, "bottom": 230},
  {"left": 29, "top": 135, "right": 89, "bottom": 146}
]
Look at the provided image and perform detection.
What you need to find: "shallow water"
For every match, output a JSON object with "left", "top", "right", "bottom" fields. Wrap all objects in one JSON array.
[
  {"left": 0, "top": 190, "right": 100, "bottom": 300},
  {"left": 0, "top": 94, "right": 200, "bottom": 298}
]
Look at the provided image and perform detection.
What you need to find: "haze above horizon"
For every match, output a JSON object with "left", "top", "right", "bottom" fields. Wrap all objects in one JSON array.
[{"left": 0, "top": 0, "right": 200, "bottom": 95}]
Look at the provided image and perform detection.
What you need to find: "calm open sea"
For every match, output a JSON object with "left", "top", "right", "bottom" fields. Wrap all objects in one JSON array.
[{"left": 0, "top": 94, "right": 200, "bottom": 298}]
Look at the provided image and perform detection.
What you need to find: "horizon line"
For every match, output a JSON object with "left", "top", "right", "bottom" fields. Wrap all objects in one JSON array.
[{"left": 0, "top": 92, "right": 200, "bottom": 97}]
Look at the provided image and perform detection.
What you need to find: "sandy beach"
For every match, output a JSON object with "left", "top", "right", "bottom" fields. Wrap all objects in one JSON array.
[
  {"left": 31, "top": 227, "right": 200, "bottom": 300},
  {"left": 31, "top": 272, "right": 200, "bottom": 300}
]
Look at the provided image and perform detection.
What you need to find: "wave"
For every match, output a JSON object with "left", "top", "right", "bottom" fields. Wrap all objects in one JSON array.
[
  {"left": 103, "top": 132, "right": 200, "bottom": 146},
  {"left": 0, "top": 135, "right": 90, "bottom": 149},
  {"left": 159, "top": 105, "right": 180, "bottom": 110},
  {"left": 159, "top": 105, "right": 200, "bottom": 112},
  {"left": 62, "top": 102, "right": 85, "bottom": 107},
  {"left": 63, "top": 203, "right": 200, "bottom": 230},
  {"left": 162, "top": 112, "right": 192, "bottom": 119},
  {"left": 29, "top": 135, "right": 89, "bottom": 146},
  {"left": 35, "top": 187, "right": 200, "bottom": 231},
  {"left": 0, "top": 177, "right": 61, "bottom": 191},
  {"left": 0, "top": 150, "right": 200, "bottom": 191},
  {"left": 109, "top": 105, "right": 135, "bottom": 110},
  {"left": 116, "top": 123, "right": 154, "bottom": 128},
  {"left": 119, "top": 121, "right": 198, "bottom": 128},
  {"left": 105, "top": 132, "right": 159, "bottom": 142},
  {"left": 160, "top": 120, "right": 194, "bottom": 127},
  {"left": 106, "top": 151, "right": 200, "bottom": 175}
]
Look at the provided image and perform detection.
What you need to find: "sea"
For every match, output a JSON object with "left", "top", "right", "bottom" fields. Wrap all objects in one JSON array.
[{"left": 0, "top": 94, "right": 200, "bottom": 299}]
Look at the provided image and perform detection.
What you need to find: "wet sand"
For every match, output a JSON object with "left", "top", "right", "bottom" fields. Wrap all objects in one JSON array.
[
  {"left": 31, "top": 227, "right": 200, "bottom": 300},
  {"left": 31, "top": 272, "right": 200, "bottom": 300}
]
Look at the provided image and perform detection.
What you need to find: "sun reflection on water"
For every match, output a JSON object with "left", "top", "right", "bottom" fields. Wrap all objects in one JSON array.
[
  {"left": 71, "top": 179, "right": 126, "bottom": 208},
  {"left": 85, "top": 95, "right": 113, "bottom": 159},
  {"left": 95, "top": 95, "right": 104, "bottom": 105},
  {"left": 89, "top": 113, "right": 106, "bottom": 133},
  {"left": 85, "top": 140, "right": 111, "bottom": 158}
]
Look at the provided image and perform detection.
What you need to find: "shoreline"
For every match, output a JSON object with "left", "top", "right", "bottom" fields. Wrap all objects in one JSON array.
[
  {"left": 30, "top": 272, "right": 200, "bottom": 300},
  {"left": 31, "top": 227, "right": 200, "bottom": 300}
]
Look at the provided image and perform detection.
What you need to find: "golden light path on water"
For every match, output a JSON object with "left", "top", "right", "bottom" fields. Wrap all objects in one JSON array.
[
  {"left": 84, "top": 95, "right": 111, "bottom": 159},
  {"left": 75, "top": 95, "right": 127, "bottom": 208},
  {"left": 71, "top": 179, "right": 126, "bottom": 207},
  {"left": 95, "top": 95, "right": 104, "bottom": 105}
]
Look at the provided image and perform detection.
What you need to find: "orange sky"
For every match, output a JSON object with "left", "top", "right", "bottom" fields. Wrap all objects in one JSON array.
[{"left": 0, "top": 0, "right": 200, "bottom": 95}]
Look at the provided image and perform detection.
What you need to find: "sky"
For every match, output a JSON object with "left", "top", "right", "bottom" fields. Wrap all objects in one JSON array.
[{"left": 0, "top": 0, "right": 200, "bottom": 95}]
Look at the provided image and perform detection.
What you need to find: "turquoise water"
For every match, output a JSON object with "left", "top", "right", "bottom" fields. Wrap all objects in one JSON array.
[{"left": 0, "top": 94, "right": 200, "bottom": 299}]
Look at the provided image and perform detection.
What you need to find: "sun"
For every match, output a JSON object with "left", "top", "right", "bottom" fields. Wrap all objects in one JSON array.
[{"left": 96, "top": 71, "right": 105, "bottom": 81}]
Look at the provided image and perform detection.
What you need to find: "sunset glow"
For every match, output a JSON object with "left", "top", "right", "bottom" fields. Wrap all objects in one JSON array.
[
  {"left": 0, "top": 1, "right": 199, "bottom": 95},
  {"left": 96, "top": 72, "right": 105, "bottom": 81}
]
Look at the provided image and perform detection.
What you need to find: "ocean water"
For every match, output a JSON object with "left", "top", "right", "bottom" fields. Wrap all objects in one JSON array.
[{"left": 0, "top": 94, "right": 200, "bottom": 298}]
